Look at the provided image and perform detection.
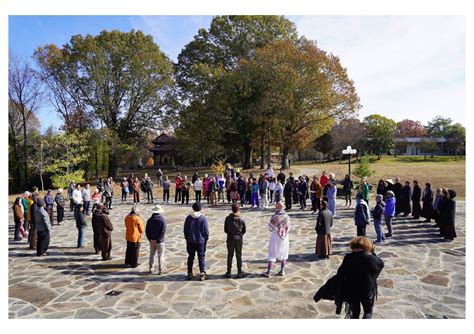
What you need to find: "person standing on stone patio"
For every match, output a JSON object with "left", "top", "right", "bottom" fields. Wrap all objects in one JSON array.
[
  {"left": 421, "top": 183, "right": 434, "bottom": 222},
  {"left": 12, "top": 197, "right": 24, "bottom": 241},
  {"left": 342, "top": 174, "right": 354, "bottom": 207},
  {"left": 91, "top": 204, "right": 103, "bottom": 254},
  {"left": 393, "top": 177, "right": 403, "bottom": 215},
  {"left": 120, "top": 177, "right": 129, "bottom": 202},
  {"left": 400, "top": 181, "right": 412, "bottom": 216},
  {"left": 82, "top": 184, "right": 91, "bottom": 215},
  {"left": 44, "top": 190, "right": 55, "bottom": 225},
  {"left": 384, "top": 191, "right": 396, "bottom": 237},
  {"left": 96, "top": 206, "right": 113, "bottom": 261},
  {"left": 411, "top": 180, "right": 422, "bottom": 219},
  {"left": 124, "top": 205, "right": 144, "bottom": 268},
  {"left": 175, "top": 173, "right": 183, "bottom": 203},
  {"left": 224, "top": 204, "right": 246, "bottom": 278},
  {"left": 371, "top": 194, "right": 386, "bottom": 244},
  {"left": 354, "top": 193, "right": 370, "bottom": 236},
  {"left": 34, "top": 199, "right": 51, "bottom": 256},
  {"left": 67, "top": 181, "right": 75, "bottom": 211},
  {"left": 326, "top": 176, "right": 337, "bottom": 216},
  {"left": 74, "top": 204, "right": 87, "bottom": 248},
  {"left": 337, "top": 236, "right": 384, "bottom": 319},
  {"left": 132, "top": 176, "right": 140, "bottom": 204},
  {"left": 184, "top": 202, "right": 209, "bottom": 281},
  {"left": 315, "top": 201, "right": 333, "bottom": 259},
  {"left": 283, "top": 178, "right": 293, "bottom": 210},
  {"left": 146, "top": 205, "right": 167, "bottom": 274},
  {"left": 262, "top": 202, "right": 291, "bottom": 277},
  {"left": 103, "top": 179, "right": 113, "bottom": 210},
  {"left": 181, "top": 175, "right": 191, "bottom": 205},
  {"left": 54, "top": 189, "right": 65, "bottom": 226},
  {"left": 194, "top": 176, "right": 203, "bottom": 202},
  {"left": 439, "top": 189, "right": 457, "bottom": 241},
  {"left": 162, "top": 176, "right": 170, "bottom": 203},
  {"left": 72, "top": 183, "right": 83, "bottom": 213}
]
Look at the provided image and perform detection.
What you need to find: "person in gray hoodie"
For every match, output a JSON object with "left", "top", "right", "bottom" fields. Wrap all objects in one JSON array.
[{"left": 35, "top": 199, "right": 51, "bottom": 256}]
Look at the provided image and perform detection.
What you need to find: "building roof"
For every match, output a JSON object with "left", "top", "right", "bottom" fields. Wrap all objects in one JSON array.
[
  {"left": 151, "top": 133, "right": 175, "bottom": 145},
  {"left": 395, "top": 137, "right": 446, "bottom": 143}
]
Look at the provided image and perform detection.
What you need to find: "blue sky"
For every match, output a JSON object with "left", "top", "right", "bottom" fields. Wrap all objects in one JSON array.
[{"left": 9, "top": 15, "right": 465, "bottom": 132}]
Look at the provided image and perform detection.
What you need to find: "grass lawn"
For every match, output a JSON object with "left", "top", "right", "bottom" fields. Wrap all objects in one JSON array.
[{"left": 290, "top": 156, "right": 465, "bottom": 199}]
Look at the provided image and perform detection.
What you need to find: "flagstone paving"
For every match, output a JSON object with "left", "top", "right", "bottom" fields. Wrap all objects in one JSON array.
[{"left": 8, "top": 198, "right": 465, "bottom": 319}]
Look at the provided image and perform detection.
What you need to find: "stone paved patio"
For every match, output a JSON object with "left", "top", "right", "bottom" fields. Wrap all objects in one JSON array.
[{"left": 8, "top": 198, "right": 465, "bottom": 319}]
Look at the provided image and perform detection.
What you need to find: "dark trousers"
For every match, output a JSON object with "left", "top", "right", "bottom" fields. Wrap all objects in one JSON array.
[
  {"left": 121, "top": 190, "right": 128, "bottom": 201},
  {"left": 70, "top": 199, "right": 74, "bottom": 211},
  {"left": 299, "top": 191, "right": 307, "bottom": 208},
  {"left": 226, "top": 190, "right": 231, "bottom": 203},
  {"left": 100, "top": 236, "right": 112, "bottom": 260},
  {"left": 175, "top": 188, "right": 182, "bottom": 202},
  {"left": 133, "top": 191, "right": 140, "bottom": 203},
  {"left": 186, "top": 242, "right": 206, "bottom": 273},
  {"left": 226, "top": 238, "right": 243, "bottom": 273},
  {"left": 104, "top": 196, "right": 112, "bottom": 209},
  {"left": 57, "top": 206, "right": 64, "bottom": 223},
  {"left": 163, "top": 189, "right": 170, "bottom": 202},
  {"left": 357, "top": 226, "right": 366, "bottom": 236},
  {"left": 195, "top": 190, "right": 201, "bottom": 202},
  {"left": 269, "top": 190, "right": 274, "bottom": 203},
  {"left": 125, "top": 241, "right": 140, "bottom": 267},
  {"left": 83, "top": 201, "right": 90, "bottom": 215},
  {"left": 14, "top": 220, "right": 21, "bottom": 240},
  {"left": 36, "top": 230, "right": 50, "bottom": 256},
  {"left": 345, "top": 194, "right": 352, "bottom": 206},
  {"left": 93, "top": 230, "right": 101, "bottom": 254},
  {"left": 285, "top": 195, "right": 292, "bottom": 210},
  {"left": 181, "top": 190, "right": 189, "bottom": 204},
  {"left": 349, "top": 296, "right": 374, "bottom": 319},
  {"left": 46, "top": 207, "right": 54, "bottom": 225},
  {"left": 239, "top": 191, "right": 246, "bottom": 205},
  {"left": 146, "top": 190, "right": 154, "bottom": 202}
]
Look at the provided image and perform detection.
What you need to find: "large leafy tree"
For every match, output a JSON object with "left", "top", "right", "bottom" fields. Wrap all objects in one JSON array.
[
  {"left": 445, "top": 123, "right": 466, "bottom": 157},
  {"left": 426, "top": 116, "right": 453, "bottom": 137},
  {"left": 363, "top": 114, "right": 397, "bottom": 159},
  {"left": 175, "top": 16, "right": 298, "bottom": 168},
  {"left": 243, "top": 39, "right": 360, "bottom": 168},
  {"left": 34, "top": 30, "right": 176, "bottom": 177}
]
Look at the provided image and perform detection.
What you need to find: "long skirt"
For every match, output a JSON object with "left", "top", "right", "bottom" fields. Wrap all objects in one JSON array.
[
  {"left": 100, "top": 236, "right": 112, "bottom": 260},
  {"left": 36, "top": 230, "right": 50, "bottom": 256},
  {"left": 443, "top": 223, "right": 457, "bottom": 240},
  {"left": 315, "top": 234, "right": 332, "bottom": 258},
  {"left": 125, "top": 241, "right": 140, "bottom": 267},
  {"left": 412, "top": 201, "right": 421, "bottom": 218},
  {"left": 421, "top": 202, "right": 434, "bottom": 219},
  {"left": 401, "top": 198, "right": 411, "bottom": 215}
]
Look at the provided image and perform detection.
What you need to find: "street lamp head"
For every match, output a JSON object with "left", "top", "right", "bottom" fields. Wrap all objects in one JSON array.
[{"left": 343, "top": 145, "right": 357, "bottom": 155}]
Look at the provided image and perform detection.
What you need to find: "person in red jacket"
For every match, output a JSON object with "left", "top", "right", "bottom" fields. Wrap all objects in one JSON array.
[
  {"left": 175, "top": 173, "right": 183, "bottom": 203},
  {"left": 320, "top": 171, "right": 329, "bottom": 188}
]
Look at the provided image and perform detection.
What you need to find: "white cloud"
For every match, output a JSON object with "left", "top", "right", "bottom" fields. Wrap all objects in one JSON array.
[{"left": 291, "top": 15, "right": 465, "bottom": 124}]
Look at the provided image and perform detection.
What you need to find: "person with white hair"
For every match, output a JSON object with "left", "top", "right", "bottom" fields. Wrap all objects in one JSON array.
[
  {"left": 146, "top": 205, "right": 167, "bottom": 274},
  {"left": 72, "top": 184, "right": 83, "bottom": 212},
  {"left": 54, "top": 188, "right": 65, "bottom": 224},
  {"left": 262, "top": 202, "right": 291, "bottom": 277}
]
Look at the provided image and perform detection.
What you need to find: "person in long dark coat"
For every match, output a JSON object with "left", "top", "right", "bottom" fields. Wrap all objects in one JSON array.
[
  {"left": 91, "top": 204, "right": 103, "bottom": 254},
  {"left": 95, "top": 207, "right": 114, "bottom": 260},
  {"left": 376, "top": 180, "right": 386, "bottom": 200},
  {"left": 411, "top": 180, "right": 422, "bottom": 219},
  {"left": 421, "top": 183, "right": 434, "bottom": 222},
  {"left": 432, "top": 187, "right": 443, "bottom": 230},
  {"left": 337, "top": 237, "right": 384, "bottom": 319},
  {"left": 400, "top": 181, "right": 412, "bottom": 216},
  {"left": 283, "top": 179, "right": 293, "bottom": 211},
  {"left": 393, "top": 177, "right": 403, "bottom": 215},
  {"left": 315, "top": 201, "right": 333, "bottom": 259},
  {"left": 439, "top": 189, "right": 457, "bottom": 241}
]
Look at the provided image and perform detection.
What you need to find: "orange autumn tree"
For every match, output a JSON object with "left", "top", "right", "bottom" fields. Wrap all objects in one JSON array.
[{"left": 239, "top": 39, "right": 361, "bottom": 168}]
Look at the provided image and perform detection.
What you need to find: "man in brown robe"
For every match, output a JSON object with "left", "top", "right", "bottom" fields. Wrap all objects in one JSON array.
[{"left": 95, "top": 206, "right": 114, "bottom": 260}]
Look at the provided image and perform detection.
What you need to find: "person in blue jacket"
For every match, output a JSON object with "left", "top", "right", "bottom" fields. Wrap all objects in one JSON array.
[
  {"left": 384, "top": 191, "right": 396, "bottom": 237},
  {"left": 146, "top": 205, "right": 167, "bottom": 274},
  {"left": 184, "top": 202, "right": 209, "bottom": 281}
]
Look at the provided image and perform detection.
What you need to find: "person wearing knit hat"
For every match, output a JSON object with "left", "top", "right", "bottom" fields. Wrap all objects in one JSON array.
[
  {"left": 34, "top": 198, "right": 51, "bottom": 256},
  {"left": 146, "top": 205, "right": 167, "bottom": 274},
  {"left": 371, "top": 194, "right": 386, "bottom": 244},
  {"left": 184, "top": 202, "right": 209, "bottom": 281},
  {"left": 224, "top": 204, "right": 247, "bottom": 278}
]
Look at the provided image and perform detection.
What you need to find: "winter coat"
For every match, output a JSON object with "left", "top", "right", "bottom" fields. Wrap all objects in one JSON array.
[
  {"left": 55, "top": 193, "right": 65, "bottom": 207},
  {"left": 13, "top": 204, "right": 24, "bottom": 222},
  {"left": 283, "top": 182, "right": 293, "bottom": 197},
  {"left": 146, "top": 213, "right": 167, "bottom": 243},
  {"left": 354, "top": 200, "right": 370, "bottom": 226},
  {"left": 337, "top": 251, "right": 384, "bottom": 300},
  {"left": 316, "top": 209, "right": 333, "bottom": 235},
  {"left": 194, "top": 180, "right": 203, "bottom": 191},
  {"left": 44, "top": 194, "right": 54, "bottom": 208},
  {"left": 342, "top": 179, "right": 354, "bottom": 194},
  {"left": 74, "top": 209, "right": 87, "bottom": 228},
  {"left": 313, "top": 274, "right": 344, "bottom": 315},
  {"left": 371, "top": 201, "right": 385, "bottom": 220},
  {"left": 82, "top": 188, "right": 91, "bottom": 201},
  {"left": 224, "top": 213, "right": 246, "bottom": 241},
  {"left": 175, "top": 177, "right": 182, "bottom": 189},
  {"left": 384, "top": 197, "right": 396, "bottom": 217},
  {"left": 35, "top": 207, "right": 51, "bottom": 232},
  {"left": 421, "top": 187, "right": 434, "bottom": 219},
  {"left": 237, "top": 178, "right": 247, "bottom": 192},
  {"left": 277, "top": 172, "right": 286, "bottom": 184},
  {"left": 298, "top": 181, "right": 308, "bottom": 194},
  {"left": 95, "top": 210, "right": 113, "bottom": 238},
  {"left": 124, "top": 213, "right": 144, "bottom": 242},
  {"left": 184, "top": 212, "right": 209, "bottom": 244}
]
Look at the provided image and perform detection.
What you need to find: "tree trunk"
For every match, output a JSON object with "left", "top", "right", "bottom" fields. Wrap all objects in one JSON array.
[
  {"left": 95, "top": 143, "right": 99, "bottom": 178},
  {"left": 22, "top": 115, "right": 28, "bottom": 187},
  {"left": 242, "top": 142, "right": 253, "bottom": 169},
  {"left": 266, "top": 143, "right": 272, "bottom": 169},
  {"left": 260, "top": 135, "right": 265, "bottom": 170},
  {"left": 281, "top": 146, "right": 289, "bottom": 169},
  {"left": 108, "top": 151, "right": 119, "bottom": 179}
]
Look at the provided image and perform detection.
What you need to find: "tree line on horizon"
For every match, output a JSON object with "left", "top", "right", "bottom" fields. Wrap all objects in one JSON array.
[{"left": 8, "top": 15, "right": 465, "bottom": 193}]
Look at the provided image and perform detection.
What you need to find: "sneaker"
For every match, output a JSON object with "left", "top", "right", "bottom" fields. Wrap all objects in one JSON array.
[
  {"left": 187, "top": 272, "right": 193, "bottom": 280},
  {"left": 224, "top": 272, "right": 232, "bottom": 278},
  {"left": 261, "top": 271, "right": 270, "bottom": 278},
  {"left": 200, "top": 272, "right": 207, "bottom": 281},
  {"left": 277, "top": 270, "right": 285, "bottom": 276}
]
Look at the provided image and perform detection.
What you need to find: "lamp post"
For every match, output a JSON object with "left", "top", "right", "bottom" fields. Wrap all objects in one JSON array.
[{"left": 342, "top": 146, "right": 357, "bottom": 176}]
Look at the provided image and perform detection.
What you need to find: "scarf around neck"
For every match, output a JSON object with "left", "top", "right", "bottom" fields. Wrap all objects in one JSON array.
[{"left": 269, "top": 210, "right": 290, "bottom": 239}]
